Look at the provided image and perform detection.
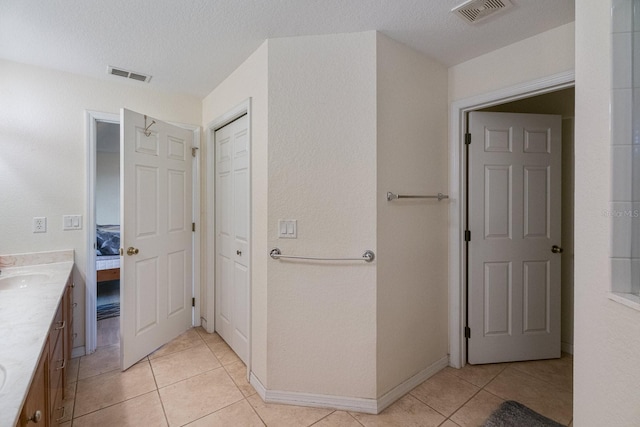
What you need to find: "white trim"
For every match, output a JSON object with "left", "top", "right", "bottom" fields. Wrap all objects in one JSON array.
[
  {"left": 206, "top": 98, "right": 253, "bottom": 381},
  {"left": 72, "top": 346, "right": 86, "bottom": 359},
  {"left": 85, "top": 110, "right": 119, "bottom": 356},
  {"left": 448, "top": 71, "right": 575, "bottom": 369},
  {"left": 376, "top": 355, "right": 449, "bottom": 413},
  {"left": 168, "top": 121, "right": 202, "bottom": 327},
  {"left": 249, "top": 372, "right": 267, "bottom": 401},
  {"left": 249, "top": 356, "right": 448, "bottom": 415},
  {"left": 608, "top": 292, "right": 640, "bottom": 312},
  {"left": 561, "top": 342, "right": 574, "bottom": 355},
  {"left": 193, "top": 127, "right": 202, "bottom": 326}
]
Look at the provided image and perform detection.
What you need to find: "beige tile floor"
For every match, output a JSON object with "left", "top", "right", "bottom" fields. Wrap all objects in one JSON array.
[{"left": 62, "top": 323, "right": 573, "bottom": 426}]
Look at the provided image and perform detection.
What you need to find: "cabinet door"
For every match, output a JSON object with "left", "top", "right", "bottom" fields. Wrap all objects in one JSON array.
[
  {"left": 18, "top": 343, "right": 48, "bottom": 427},
  {"left": 62, "top": 279, "right": 73, "bottom": 397},
  {"left": 49, "top": 329, "right": 64, "bottom": 426}
]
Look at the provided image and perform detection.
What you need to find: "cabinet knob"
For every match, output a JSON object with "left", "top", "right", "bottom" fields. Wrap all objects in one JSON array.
[{"left": 27, "top": 410, "right": 42, "bottom": 423}]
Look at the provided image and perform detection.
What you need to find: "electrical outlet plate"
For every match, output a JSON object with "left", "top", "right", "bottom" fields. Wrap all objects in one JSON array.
[{"left": 33, "top": 217, "right": 46, "bottom": 233}]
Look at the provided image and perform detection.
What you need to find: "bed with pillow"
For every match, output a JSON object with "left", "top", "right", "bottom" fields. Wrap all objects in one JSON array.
[{"left": 96, "top": 224, "right": 120, "bottom": 282}]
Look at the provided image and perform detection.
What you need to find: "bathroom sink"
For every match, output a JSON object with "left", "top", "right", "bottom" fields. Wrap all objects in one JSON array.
[{"left": 0, "top": 274, "right": 51, "bottom": 291}]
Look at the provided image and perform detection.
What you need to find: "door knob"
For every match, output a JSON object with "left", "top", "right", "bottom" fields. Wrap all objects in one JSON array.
[
  {"left": 127, "top": 247, "right": 139, "bottom": 256},
  {"left": 551, "top": 245, "right": 563, "bottom": 254},
  {"left": 237, "top": 250, "right": 242, "bottom": 256}
]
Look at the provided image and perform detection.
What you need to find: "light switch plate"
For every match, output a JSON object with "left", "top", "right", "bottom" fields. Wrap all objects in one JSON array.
[
  {"left": 278, "top": 220, "right": 297, "bottom": 238},
  {"left": 63, "top": 215, "right": 82, "bottom": 230}
]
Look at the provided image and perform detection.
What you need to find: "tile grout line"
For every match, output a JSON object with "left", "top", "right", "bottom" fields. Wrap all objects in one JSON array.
[
  {"left": 177, "top": 396, "right": 250, "bottom": 427},
  {"left": 245, "top": 397, "right": 270, "bottom": 427},
  {"left": 508, "top": 362, "right": 574, "bottom": 393},
  {"left": 307, "top": 410, "right": 337, "bottom": 426},
  {"left": 71, "top": 389, "right": 159, "bottom": 423},
  {"left": 147, "top": 355, "right": 171, "bottom": 427},
  {"left": 345, "top": 411, "right": 366, "bottom": 427},
  {"left": 428, "top": 365, "right": 510, "bottom": 426}
]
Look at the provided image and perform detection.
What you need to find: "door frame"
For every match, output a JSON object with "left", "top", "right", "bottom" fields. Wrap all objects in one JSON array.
[
  {"left": 448, "top": 71, "right": 574, "bottom": 368},
  {"left": 205, "top": 98, "right": 252, "bottom": 373},
  {"left": 85, "top": 110, "right": 201, "bottom": 355}
]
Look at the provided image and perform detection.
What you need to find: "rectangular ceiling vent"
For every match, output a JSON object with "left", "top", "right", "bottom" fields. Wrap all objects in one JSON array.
[
  {"left": 452, "top": 0, "right": 513, "bottom": 24},
  {"left": 107, "top": 66, "right": 152, "bottom": 83}
]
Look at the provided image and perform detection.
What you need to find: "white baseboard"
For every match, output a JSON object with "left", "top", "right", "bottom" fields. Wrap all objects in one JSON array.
[
  {"left": 249, "top": 355, "right": 449, "bottom": 415},
  {"left": 376, "top": 355, "right": 449, "bottom": 413},
  {"left": 72, "top": 346, "right": 86, "bottom": 358},
  {"left": 561, "top": 341, "right": 574, "bottom": 355},
  {"left": 249, "top": 372, "right": 267, "bottom": 400}
]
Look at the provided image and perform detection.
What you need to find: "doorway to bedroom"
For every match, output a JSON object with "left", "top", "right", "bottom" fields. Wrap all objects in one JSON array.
[{"left": 95, "top": 121, "right": 121, "bottom": 347}]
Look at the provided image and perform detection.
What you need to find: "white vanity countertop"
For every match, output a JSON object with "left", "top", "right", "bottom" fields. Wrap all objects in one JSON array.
[{"left": 0, "top": 251, "right": 73, "bottom": 427}]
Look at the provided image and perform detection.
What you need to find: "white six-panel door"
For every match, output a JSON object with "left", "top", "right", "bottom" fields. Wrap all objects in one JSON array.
[
  {"left": 120, "top": 109, "right": 193, "bottom": 370},
  {"left": 468, "top": 111, "right": 562, "bottom": 364},
  {"left": 215, "top": 114, "right": 249, "bottom": 364}
]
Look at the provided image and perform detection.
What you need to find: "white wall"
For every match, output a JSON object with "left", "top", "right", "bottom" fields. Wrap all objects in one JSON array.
[
  {"left": 448, "top": 22, "right": 575, "bottom": 102},
  {"left": 0, "top": 59, "right": 201, "bottom": 351},
  {"left": 96, "top": 151, "right": 119, "bottom": 225},
  {"left": 574, "top": 0, "right": 640, "bottom": 424},
  {"left": 375, "top": 34, "right": 449, "bottom": 395},
  {"left": 267, "top": 32, "right": 378, "bottom": 398},
  {"left": 201, "top": 42, "right": 269, "bottom": 383}
]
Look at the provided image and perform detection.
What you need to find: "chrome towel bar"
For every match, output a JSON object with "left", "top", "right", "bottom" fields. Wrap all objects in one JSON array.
[
  {"left": 386, "top": 191, "right": 449, "bottom": 202},
  {"left": 269, "top": 248, "right": 375, "bottom": 263}
]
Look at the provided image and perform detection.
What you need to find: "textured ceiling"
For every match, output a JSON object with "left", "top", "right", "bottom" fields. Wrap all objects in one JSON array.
[{"left": 0, "top": 0, "right": 574, "bottom": 98}]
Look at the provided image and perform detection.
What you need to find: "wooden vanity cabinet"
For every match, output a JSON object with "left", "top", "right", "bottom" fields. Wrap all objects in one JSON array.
[
  {"left": 16, "top": 275, "right": 73, "bottom": 427},
  {"left": 49, "top": 300, "right": 65, "bottom": 426},
  {"left": 17, "top": 342, "right": 48, "bottom": 427}
]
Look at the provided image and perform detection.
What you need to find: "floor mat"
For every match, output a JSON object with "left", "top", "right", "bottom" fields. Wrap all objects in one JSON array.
[{"left": 484, "top": 401, "right": 564, "bottom": 427}]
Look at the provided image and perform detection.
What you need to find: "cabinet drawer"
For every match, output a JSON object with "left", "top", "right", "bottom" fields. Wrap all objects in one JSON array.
[{"left": 49, "top": 302, "right": 64, "bottom": 357}]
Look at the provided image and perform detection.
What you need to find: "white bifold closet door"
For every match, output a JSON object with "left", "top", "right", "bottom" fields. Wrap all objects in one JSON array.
[{"left": 215, "top": 114, "right": 250, "bottom": 364}]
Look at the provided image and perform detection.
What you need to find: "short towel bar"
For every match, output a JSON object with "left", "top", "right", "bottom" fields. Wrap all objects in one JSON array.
[
  {"left": 269, "top": 248, "right": 375, "bottom": 263},
  {"left": 386, "top": 191, "right": 449, "bottom": 201}
]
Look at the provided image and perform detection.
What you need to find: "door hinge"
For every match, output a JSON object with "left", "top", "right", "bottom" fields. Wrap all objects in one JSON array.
[
  {"left": 192, "top": 147, "right": 198, "bottom": 157},
  {"left": 465, "top": 133, "right": 471, "bottom": 145},
  {"left": 464, "top": 326, "right": 471, "bottom": 339},
  {"left": 192, "top": 222, "right": 196, "bottom": 232},
  {"left": 192, "top": 297, "right": 195, "bottom": 307},
  {"left": 464, "top": 230, "right": 471, "bottom": 242},
  {"left": 119, "top": 247, "right": 123, "bottom": 256}
]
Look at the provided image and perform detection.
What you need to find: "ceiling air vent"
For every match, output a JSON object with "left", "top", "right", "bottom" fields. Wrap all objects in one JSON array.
[
  {"left": 452, "top": 0, "right": 513, "bottom": 24},
  {"left": 107, "top": 66, "right": 152, "bottom": 83}
]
